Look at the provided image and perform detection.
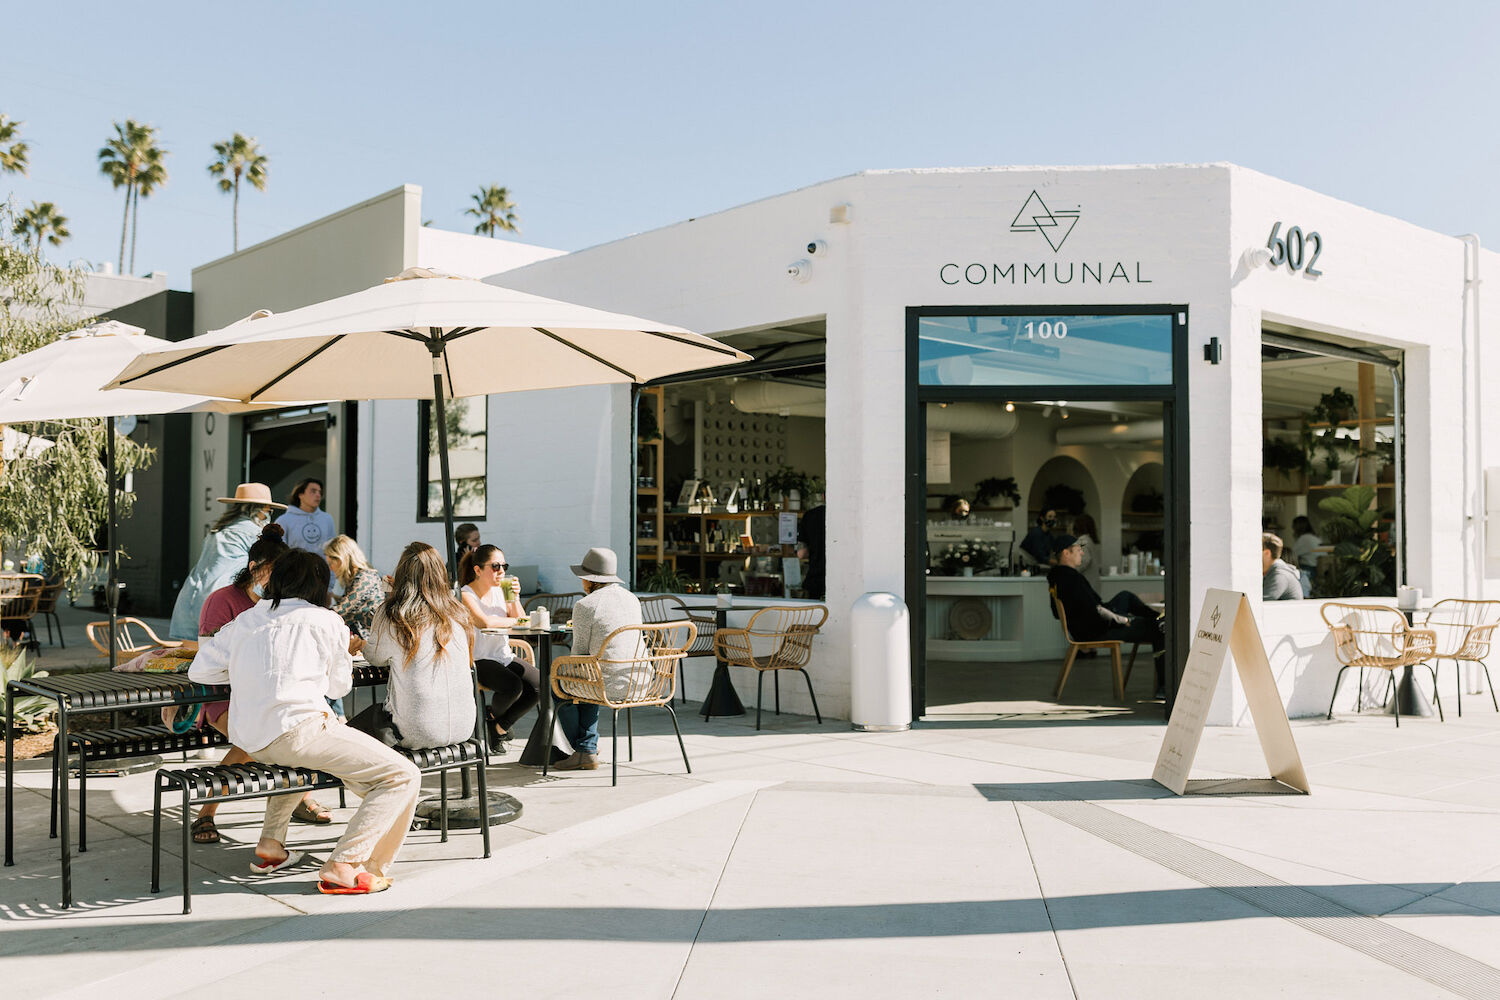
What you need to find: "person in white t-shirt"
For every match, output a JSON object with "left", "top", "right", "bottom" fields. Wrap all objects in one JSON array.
[
  {"left": 458, "top": 543, "right": 537, "bottom": 752},
  {"left": 1290, "top": 516, "right": 1323, "bottom": 597},
  {"left": 277, "top": 478, "right": 338, "bottom": 555}
]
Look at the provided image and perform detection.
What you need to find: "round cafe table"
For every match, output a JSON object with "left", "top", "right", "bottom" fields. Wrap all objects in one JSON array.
[
  {"left": 1394, "top": 604, "right": 1437, "bottom": 718},
  {"left": 680, "top": 604, "right": 743, "bottom": 718},
  {"left": 513, "top": 623, "right": 579, "bottom": 771}
]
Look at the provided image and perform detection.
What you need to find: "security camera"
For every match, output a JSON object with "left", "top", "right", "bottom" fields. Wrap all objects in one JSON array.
[
  {"left": 806, "top": 239, "right": 828, "bottom": 256},
  {"left": 787, "top": 259, "right": 813, "bottom": 283}
]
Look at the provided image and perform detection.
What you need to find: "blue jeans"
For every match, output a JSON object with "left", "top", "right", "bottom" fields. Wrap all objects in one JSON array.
[{"left": 555, "top": 700, "right": 599, "bottom": 754}]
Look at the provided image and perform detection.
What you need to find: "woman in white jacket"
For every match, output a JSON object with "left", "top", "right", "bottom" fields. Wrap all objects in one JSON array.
[{"left": 190, "top": 549, "right": 420, "bottom": 895}]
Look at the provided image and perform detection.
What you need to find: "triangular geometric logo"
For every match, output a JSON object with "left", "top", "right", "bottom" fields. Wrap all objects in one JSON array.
[{"left": 1010, "top": 189, "right": 1081, "bottom": 253}]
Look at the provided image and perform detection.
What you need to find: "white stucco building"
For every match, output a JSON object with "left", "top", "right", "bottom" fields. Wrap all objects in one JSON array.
[{"left": 181, "top": 166, "right": 1500, "bottom": 727}]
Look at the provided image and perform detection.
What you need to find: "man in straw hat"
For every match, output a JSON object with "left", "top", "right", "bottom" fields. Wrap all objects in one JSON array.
[
  {"left": 169, "top": 483, "right": 287, "bottom": 640},
  {"left": 552, "top": 547, "right": 644, "bottom": 771}
]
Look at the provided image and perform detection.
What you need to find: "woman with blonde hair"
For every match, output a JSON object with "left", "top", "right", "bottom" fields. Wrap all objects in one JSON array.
[
  {"left": 352, "top": 542, "right": 478, "bottom": 750},
  {"left": 325, "top": 534, "right": 385, "bottom": 637}
]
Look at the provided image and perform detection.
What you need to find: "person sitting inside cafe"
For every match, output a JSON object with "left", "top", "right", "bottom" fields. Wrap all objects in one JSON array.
[
  {"left": 189, "top": 549, "right": 420, "bottom": 895},
  {"left": 1262, "top": 532, "right": 1304, "bottom": 601},
  {"left": 1046, "top": 535, "right": 1167, "bottom": 698},
  {"left": 552, "top": 546, "right": 645, "bottom": 772}
]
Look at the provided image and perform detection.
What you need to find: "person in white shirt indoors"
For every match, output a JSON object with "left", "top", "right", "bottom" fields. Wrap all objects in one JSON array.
[
  {"left": 352, "top": 542, "right": 480, "bottom": 750},
  {"left": 277, "top": 477, "right": 338, "bottom": 555},
  {"left": 1262, "top": 532, "right": 1304, "bottom": 601},
  {"left": 1289, "top": 515, "right": 1323, "bottom": 598},
  {"left": 189, "top": 549, "right": 420, "bottom": 895}
]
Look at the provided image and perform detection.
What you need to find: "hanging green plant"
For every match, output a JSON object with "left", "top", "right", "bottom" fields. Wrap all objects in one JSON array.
[{"left": 974, "top": 476, "right": 1020, "bottom": 508}]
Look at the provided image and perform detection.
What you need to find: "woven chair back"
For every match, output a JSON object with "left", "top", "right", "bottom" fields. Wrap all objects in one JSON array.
[
  {"left": 1319, "top": 603, "right": 1435, "bottom": 669},
  {"left": 731, "top": 604, "right": 829, "bottom": 670},
  {"left": 0, "top": 574, "right": 42, "bottom": 620},
  {"left": 557, "top": 621, "right": 696, "bottom": 708},
  {"left": 1423, "top": 599, "right": 1500, "bottom": 661},
  {"left": 638, "top": 594, "right": 687, "bottom": 625}
]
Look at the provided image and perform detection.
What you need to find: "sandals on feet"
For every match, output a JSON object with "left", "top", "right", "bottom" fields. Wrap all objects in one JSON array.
[
  {"left": 249, "top": 850, "right": 304, "bottom": 875},
  {"left": 317, "top": 872, "right": 392, "bottom": 895},
  {"left": 292, "top": 799, "right": 333, "bottom": 825},
  {"left": 190, "top": 815, "right": 220, "bottom": 844}
]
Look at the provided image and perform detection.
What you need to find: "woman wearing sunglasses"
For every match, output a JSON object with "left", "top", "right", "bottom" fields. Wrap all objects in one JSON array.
[{"left": 458, "top": 544, "right": 538, "bottom": 751}]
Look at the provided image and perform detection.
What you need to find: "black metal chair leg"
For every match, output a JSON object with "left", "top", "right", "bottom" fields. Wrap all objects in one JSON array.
[
  {"left": 611, "top": 709, "right": 619, "bottom": 787},
  {"left": 1484, "top": 663, "right": 1499, "bottom": 711},
  {"left": 49, "top": 739, "right": 58, "bottom": 839},
  {"left": 1453, "top": 659, "right": 1462, "bottom": 718},
  {"left": 1357, "top": 666, "right": 1364, "bottom": 712},
  {"left": 756, "top": 672, "right": 765, "bottom": 731},
  {"left": 439, "top": 770, "right": 449, "bottom": 842},
  {"left": 78, "top": 742, "right": 87, "bottom": 853},
  {"left": 181, "top": 784, "right": 192, "bottom": 913},
  {"left": 151, "top": 774, "right": 163, "bottom": 893},
  {"left": 774, "top": 672, "right": 780, "bottom": 715},
  {"left": 1327, "top": 666, "right": 1350, "bottom": 720},
  {"left": 476, "top": 752, "right": 491, "bottom": 859},
  {"left": 627, "top": 708, "right": 634, "bottom": 761},
  {"left": 798, "top": 669, "right": 822, "bottom": 724},
  {"left": 460, "top": 764, "right": 472, "bottom": 800},
  {"left": 664, "top": 704, "right": 691, "bottom": 774},
  {"left": 1427, "top": 664, "right": 1445, "bottom": 722}
]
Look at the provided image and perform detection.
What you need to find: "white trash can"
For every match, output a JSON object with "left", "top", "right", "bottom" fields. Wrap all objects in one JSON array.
[{"left": 850, "top": 591, "right": 912, "bottom": 732}]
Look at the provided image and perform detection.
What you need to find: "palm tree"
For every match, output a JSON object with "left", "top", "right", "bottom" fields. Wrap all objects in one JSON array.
[
  {"left": 208, "top": 132, "right": 269, "bottom": 251},
  {"left": 0, "top": 114, "right": 28, "bottom": 176},
  {"left": 130, "top": 144, "right": 167, "bottom": 274},
  {"left": 98, "top": 120, "right": 167, "bottom": 274},
  {"left": 465, "top": 184, "right": 520, "bottom": 237},
  {"left": 12, "top": 201, "right": 69, "bottom": 253}
]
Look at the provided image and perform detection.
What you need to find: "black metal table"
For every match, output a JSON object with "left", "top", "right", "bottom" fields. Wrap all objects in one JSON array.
[
  {"left": 5, "top": 671, "right": 229, "bottom": 908},
  {"left": 681, "top": 605, "right": 742, "bottom": 719},
  {"left": 513, "top": 625, "right": 575, "bottom": 772},
  {"left": 1396, "top": 606, "right": 1437, "bottom": 718}
]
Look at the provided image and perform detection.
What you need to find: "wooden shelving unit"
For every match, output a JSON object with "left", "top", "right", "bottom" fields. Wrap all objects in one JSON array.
[
  {"left": 634, "top": 387, "right": 665, "bottom": 583},
  {"left": 663, "top": 509, "right": 802, "bottom": 593}
]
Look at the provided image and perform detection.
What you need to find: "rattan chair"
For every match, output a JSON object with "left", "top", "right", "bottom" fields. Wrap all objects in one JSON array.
[
  {"left": 1049, "top": 587, "right": 1139, "bottom": 701},
  {"left": 528, "top": 592, "right": 583, "bottom": 622},
  {"left": 714, "top": 604, "right": 827, "bottom": 730},
  {"left": 35, "top": 581, "right": 66, "bottom": 647},
  {"left": 85, "top": 617, "right": 184, "bottom": 658},
  {"left": 1320, "top": 603, "right": 1441, "bottom": 726},
  {"left": 1415, "top": 599, "right": 1500, "bottom": 717},
  {"left": 550, "top": 621, "right": 695, "bottom": 785},
  {"left": 638, "top": 594, "right": 717, "bottom": 704},
  {"left": 0, "top": 573, "right": 45, "bottom": 650}
]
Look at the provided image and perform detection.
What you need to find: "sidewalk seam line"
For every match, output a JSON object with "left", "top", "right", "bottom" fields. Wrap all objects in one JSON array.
[
  {"left": 669, "top": 788, "right": 758, "bottom": 1000},
  {"left": 1013, "top": 801, "right": 1080, "bottom": 1000}
]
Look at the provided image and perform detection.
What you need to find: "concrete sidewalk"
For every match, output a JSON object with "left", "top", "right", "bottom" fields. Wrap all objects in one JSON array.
[{"left": 7, "top": 691, "right": 1500, "bottom": 998}]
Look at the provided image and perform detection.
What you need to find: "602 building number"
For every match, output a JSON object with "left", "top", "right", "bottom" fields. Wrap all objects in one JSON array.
[{"left": 1266, "top": 222, "right": 1323, "bottom": 276}]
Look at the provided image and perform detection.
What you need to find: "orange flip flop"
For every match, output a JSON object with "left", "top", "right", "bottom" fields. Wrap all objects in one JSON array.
[{"left": 317, "top": 873, "right": 392, "bottom": 895}]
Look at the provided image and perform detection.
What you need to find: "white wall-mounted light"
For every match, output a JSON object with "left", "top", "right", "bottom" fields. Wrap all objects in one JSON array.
[{"left": 1241, "top": 246, "right": 1274, "bottom": 269}]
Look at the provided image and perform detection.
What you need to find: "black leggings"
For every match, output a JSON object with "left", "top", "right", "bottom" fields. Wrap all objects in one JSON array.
[{"left": 476, "top": 657, "right": 538, "bottom": 731}]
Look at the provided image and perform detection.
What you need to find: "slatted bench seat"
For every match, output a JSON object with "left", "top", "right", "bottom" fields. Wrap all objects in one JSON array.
[
  {"left": 152, "top": 737, "right": 490, "bottom": 913},
  {"left": 52, "top": 724, "right": 230, "bottom": 852}
]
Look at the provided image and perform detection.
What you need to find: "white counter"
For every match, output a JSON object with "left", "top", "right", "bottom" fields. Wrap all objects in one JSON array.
[{"left": 925, "top": 574, "right": 1165, "bottom": 662}]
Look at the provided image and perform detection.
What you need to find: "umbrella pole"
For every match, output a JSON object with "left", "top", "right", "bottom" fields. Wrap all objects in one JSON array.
[
  {"left": 431, "top": 352, "right": 458, "bottom": 585},
  {"left": 106, "top": 416, "right": 118, "bottom": 671}
]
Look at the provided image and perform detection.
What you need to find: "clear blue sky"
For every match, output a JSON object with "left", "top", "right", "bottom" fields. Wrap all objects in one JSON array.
[{"left": 3, "top": 2, "right": 1496, "bottom": 289}]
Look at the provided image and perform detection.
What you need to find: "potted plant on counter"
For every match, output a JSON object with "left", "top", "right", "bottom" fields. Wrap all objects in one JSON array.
[
  {"left": 766, "top": 467, "right": 821, "bottom": 511},
  {"left": 974, "top": 476, "right": 1021, "bottom": 509},
  {"left": 1262, "top": 438, "right": 1308, "bottom": 492}
]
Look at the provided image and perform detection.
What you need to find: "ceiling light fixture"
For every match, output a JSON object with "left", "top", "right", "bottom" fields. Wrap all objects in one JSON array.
[{"left": 1005, "top": 401, "right": 1015, "bottom": 412}]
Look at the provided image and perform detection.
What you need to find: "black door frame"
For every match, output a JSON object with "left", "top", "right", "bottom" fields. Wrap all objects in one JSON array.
[{"left": 904, "top": 304, "right": 1192, "bottom": 719}]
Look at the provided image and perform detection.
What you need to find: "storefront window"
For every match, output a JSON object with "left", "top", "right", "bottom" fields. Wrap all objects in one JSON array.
[
  {"left": 918, "top": 312, "right": 1174, "bottom": 386},
  {"left": 418, "top": 396, "right": 487, "bottom": 519}
]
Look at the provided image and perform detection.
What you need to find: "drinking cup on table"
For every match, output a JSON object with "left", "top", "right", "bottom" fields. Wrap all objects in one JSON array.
[{"left": 500, "top": 576, "right": 518, "bottom": 603}]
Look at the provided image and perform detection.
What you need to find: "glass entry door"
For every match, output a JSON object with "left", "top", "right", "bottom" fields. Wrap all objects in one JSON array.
[{"left": 906, "top": 306, "right": 1189, "bottom": 720}]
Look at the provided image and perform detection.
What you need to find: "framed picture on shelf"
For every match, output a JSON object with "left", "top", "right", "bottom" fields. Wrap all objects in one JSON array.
[
  {"left": 675, "top": 479, "right": 700, "bottom": 511},
  {"left": 716, "top": 480, "right": 741, "bottom": 511}
]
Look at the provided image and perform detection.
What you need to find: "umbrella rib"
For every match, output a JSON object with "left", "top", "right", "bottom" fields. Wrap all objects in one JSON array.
[
  {"left": 533, "top": 328, "right": 639, "bottom": 382},
  {"left": 383, "top": 329, "right": 430, "bottom": 344},
  {"left": 247, "top": 335, "right": 345, "bottom": 402},
  {"left": 638, "top": 329, "right": 745, "bottom": 358},
  {"left": 114, "top": 344, "right": 233, "bottom": 387}
]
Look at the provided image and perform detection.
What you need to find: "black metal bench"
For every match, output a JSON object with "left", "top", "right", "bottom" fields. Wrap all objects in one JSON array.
[
  {"left": 152, "top": 737, "right": 491, "bottom": 913},
  {"left": 52, "top": 724, "right": 230, "bottom": 852}
]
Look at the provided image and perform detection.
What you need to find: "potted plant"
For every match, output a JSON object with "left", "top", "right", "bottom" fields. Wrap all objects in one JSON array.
[
  {"left": 638, "top": 561, "right": 690, "bottom": 594},
  {"left": 974, "top": 476, "right": 1020, "bottom": 509},
  {"left": 938, "top": 540, "right": 1002, "bottom": 576},
  {"left": 1262, "top": 438, "right": 1308, "bottom": 492},
  {"left": 1312, "top": 387, "right": 1358, "bottom": 426},
  {"left": 766, "top": 467, "right": 821, "bottom": 510},
  {"left": 636, "top": 394, "right": 661, "bottom": 442},
  {"left": 1316, "top": 484, "right": 1394, "bottom": 596}
]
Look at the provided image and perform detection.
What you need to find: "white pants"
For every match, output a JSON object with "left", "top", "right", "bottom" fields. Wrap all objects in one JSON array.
[{"left": 253, "top": 714, "right": 421, "bottom": 876}]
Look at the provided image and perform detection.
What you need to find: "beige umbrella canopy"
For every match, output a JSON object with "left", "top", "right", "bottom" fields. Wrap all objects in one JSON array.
[
  {"left": 110, "top": 268, "right": 751, "bottom": 571},
  {"left": 0, "top": 319, "right": 304, "bottom": 665}
]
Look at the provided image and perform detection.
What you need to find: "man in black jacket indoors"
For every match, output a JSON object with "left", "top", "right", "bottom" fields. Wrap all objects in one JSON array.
[{"left": 1045, "top": 535, "right": 1167, "bottom": 698}]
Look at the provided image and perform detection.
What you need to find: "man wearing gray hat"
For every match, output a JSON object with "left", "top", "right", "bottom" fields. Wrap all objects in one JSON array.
[{"left": 552, "top": 547, "right": 644, "bottom": 771}]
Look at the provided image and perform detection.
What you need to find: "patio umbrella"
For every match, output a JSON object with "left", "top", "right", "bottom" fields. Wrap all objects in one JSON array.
[
  {"left": 0, "top": 320, "right": 292, "bottom": 667},
  {"left": 108, "top": 268, "right": 752, "bottom": 576}
]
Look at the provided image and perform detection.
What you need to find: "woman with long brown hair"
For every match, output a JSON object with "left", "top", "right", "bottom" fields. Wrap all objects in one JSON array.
[{"left": 352, "top": 542, "right": 479, "bottom": 750}]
